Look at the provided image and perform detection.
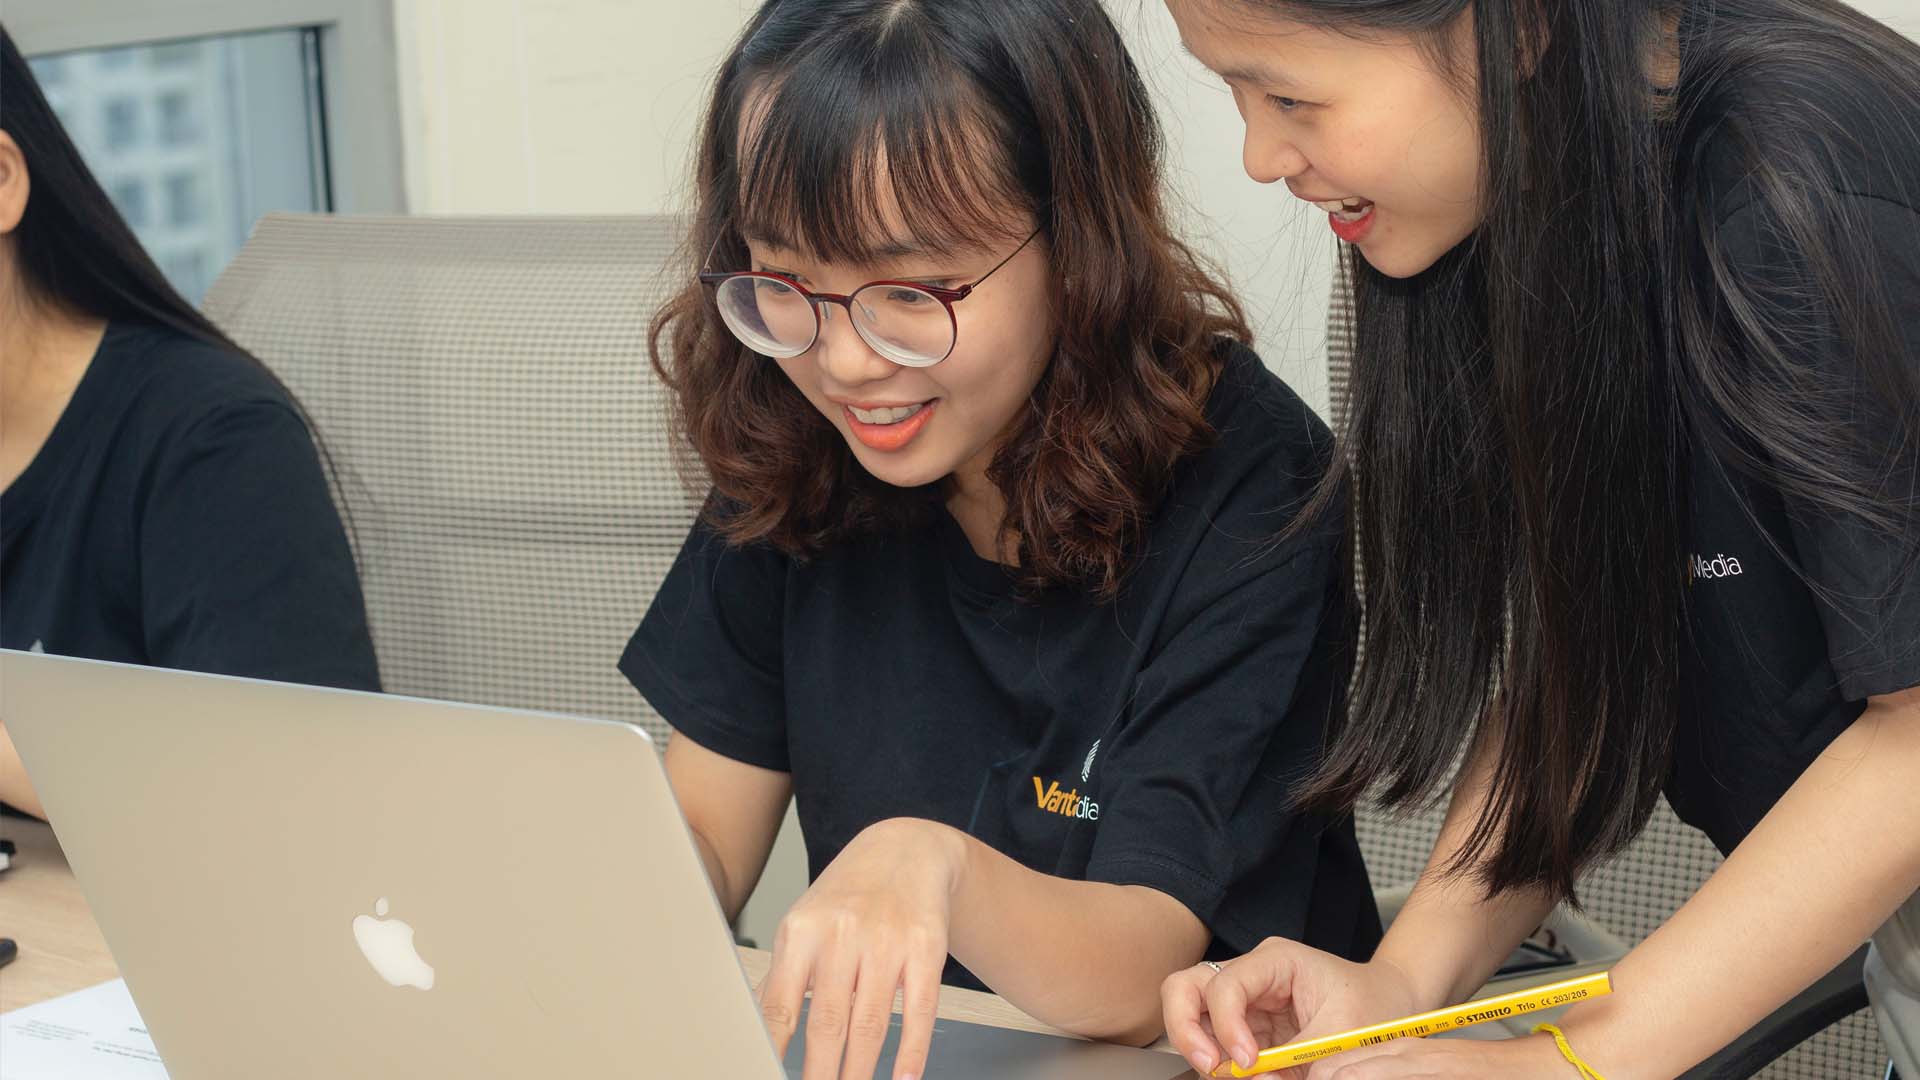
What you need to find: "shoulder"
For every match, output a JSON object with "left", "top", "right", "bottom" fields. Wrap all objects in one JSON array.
[
  {"left": 686, "top": 494, "right": 798, "bottom": 575},
  {"left": 1134, "top": 339, "right": 1342, "bottom": 590},
  {"left": 98, "top": 322, "right": 308, "bottom": 446},
  {"left": 1191, "top": 339, "right": 1337, "bottom": 508},
  {"left": 1671, "top": 36, "right": 1920, "bottom": 353},
  {"left": 1677, "top": 21, "right": 1920, "bottom": 227}
]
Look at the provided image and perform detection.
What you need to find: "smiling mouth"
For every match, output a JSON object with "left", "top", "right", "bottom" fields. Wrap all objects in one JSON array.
[
  {"left": 841, "top": 399, "right": 939, "bottom": 453},
  {"left": 846, "top": 403, "right": 927, "bottom": 425},
  {"left": 1314, "top": 197, "right": 1376, "bottom": 222}
]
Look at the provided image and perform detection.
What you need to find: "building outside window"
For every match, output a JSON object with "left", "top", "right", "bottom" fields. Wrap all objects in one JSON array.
[{"left": 27, "top": 31, "right": 331, "bottom": 302}]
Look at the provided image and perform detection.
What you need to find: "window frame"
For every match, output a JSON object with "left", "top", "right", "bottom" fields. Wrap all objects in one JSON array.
[{"left": 9, "top": 0, "right": 406, "bottom": 213}]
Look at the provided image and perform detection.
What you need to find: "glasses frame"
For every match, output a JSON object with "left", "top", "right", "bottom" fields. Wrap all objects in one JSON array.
[{"left": 697, "top": 225, "right": 1042, "bottom": 367}]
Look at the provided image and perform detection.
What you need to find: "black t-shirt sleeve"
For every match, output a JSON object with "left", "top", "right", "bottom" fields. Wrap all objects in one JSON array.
[
  {"left": 1717, "top": 194, "right": 1920, "bottom": 700},
  {"left": 1081, "top": 478, "right": 1350, "bottom": 948},
  {"left": 139, "top": 398, "right": 379, "bottom": 691},
  {"left": 620, "top": 512, "right": 790, "bottom": 771}
]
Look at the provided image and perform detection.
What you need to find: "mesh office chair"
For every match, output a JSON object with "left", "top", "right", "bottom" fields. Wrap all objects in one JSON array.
[
  {"left": 1327, "top": 264, "right": 1887, "bottom": 1078},
  {"left": 202, "top": 213, "right": 701, "bottom": 741}
]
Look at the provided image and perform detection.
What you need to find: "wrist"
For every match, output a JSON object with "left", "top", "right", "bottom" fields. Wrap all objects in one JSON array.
[
  {"left": 865, "top": 817, "right": 974, "bottom": 895},
  {"left": 1369, "top": 941, "right": 1459, "bottom": 1010},
  {"left": 1531, "top": 1023, "right": 1612, "bottom": 1080}
]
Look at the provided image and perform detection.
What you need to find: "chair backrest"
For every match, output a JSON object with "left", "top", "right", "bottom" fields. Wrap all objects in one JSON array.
[
  {"left": 203, "top": 213, "right": 701, "bottom": 742},
  {"left": 1323, "top": 264, "right": 1883, "bottom": 1079}
]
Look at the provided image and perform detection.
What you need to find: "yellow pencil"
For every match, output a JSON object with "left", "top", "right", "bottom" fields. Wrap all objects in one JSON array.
[{"left": 1209, "top": 971, "right": 1614, "bottom": 1077}]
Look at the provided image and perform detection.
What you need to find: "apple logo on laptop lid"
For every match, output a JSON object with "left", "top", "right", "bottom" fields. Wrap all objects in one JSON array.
[{"left": 352, "top": 898, "right": 436, "bottom": 991}]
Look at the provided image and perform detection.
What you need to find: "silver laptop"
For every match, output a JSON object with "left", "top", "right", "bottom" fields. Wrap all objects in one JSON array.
[{"left": 1, "top": 651, "right": 1193, "bottom": 1079}]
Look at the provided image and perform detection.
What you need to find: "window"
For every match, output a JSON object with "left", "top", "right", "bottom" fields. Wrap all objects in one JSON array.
[
  {"left": 152, "top": 42, "right": 201, "bottom": 68},
  {"left": 158, "top": 92, "right": 197, "bottom": 146},
  {"left": 27, "top": 29, "right": 330, "bottom": 302},
  {"left": 108, "top": 179, "right": 150, "bottom": 230},
  {"left": 103, "top": 99, "right": 139, "bottom": 151},
  {"left": 164, "top": 173, "right": 202, "bottom": 228},
  {"left": 18, "top": 1, "right": 405, "bottom": 299}
]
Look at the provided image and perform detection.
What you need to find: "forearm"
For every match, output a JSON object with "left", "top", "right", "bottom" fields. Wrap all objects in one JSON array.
[
  {"left": 688, "top": 826, "right": 747, "bottom": 922},
  {"left": 662, "top": 735, "right": 789, "bottom": 925},
  {"left": 1558, "top": 693, "right": 1920, "bottom": 1079},
  {"left": 0, "top": 722, "right": 46, "bottom": 819},
  {"left": 1374, "top": 747, "right": 1557, "bottom": 1008},
  {"left": 938, "top": 824, "right": 1209, "bottom": 1044}
]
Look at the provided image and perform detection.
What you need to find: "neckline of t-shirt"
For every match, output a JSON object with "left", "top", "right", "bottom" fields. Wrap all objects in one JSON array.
[
  {"left": 935, "top": 508, "right": 1017, "bottom": 598},
  {"left": 0, "top": 322, "right": 137, "bottom": 535}
]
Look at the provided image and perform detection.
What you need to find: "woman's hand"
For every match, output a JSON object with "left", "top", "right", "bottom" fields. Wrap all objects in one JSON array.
[
  {"left": 757, "top": 817, "right": 961, "bottom": 1080},
  {"left": 1291, "top": 1032, "right": 1576, "bottom": 1079},
  {"left": 1161, "top": 937, "right": 1425, "bottom": 1078}
]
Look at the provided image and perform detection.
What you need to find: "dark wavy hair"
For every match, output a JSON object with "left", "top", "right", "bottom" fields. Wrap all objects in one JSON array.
[
  {"left": 1232, "top": 0, "right": 1920, "bottom": 898},
  {"left": 650, "top": 0, "right": 1250, "bottom": 599}
]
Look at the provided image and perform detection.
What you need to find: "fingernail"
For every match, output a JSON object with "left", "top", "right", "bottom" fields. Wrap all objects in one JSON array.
[
  {"left": 1236, "top": 1043, "right": 1258, "bottom": 1069},
  {"left": 1194, "top": 1049, "right": 1217, "bottom": 1073}
]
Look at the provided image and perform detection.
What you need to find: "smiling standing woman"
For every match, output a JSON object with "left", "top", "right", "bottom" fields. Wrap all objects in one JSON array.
[
  {"left": 1157, "top": 1, "right": 1920, "bottom": 1078},
  {"left": 622, "top": 2, "right": 1383, "bottom": 1079}
]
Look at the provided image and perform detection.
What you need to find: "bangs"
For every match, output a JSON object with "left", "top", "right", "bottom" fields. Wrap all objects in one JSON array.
[{"left": 732, "top": 29, "right": 1038, "bottom": 265}]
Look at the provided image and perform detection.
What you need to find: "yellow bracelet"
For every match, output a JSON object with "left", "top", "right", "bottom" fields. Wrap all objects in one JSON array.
[{"left": 1533, "top": 1023, "right": 1608, "bottom": 1080}]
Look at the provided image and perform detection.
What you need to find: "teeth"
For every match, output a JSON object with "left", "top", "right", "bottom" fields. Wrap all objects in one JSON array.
[
  {"left": 849, "top": 403, "right": 925, "bottom": 425},
  {"left": 1316, "top": 197, "right": 1374, "bottom": 221}
]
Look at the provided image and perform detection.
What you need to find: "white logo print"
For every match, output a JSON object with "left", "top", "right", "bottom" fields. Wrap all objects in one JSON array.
[
  {"left": 352, "top": 898, "right": 436, "bottom": 990},
  {"left": 1689, "top": 553, "right": 1745, "bottom": 583},
  {"left": 1080, "top": 739, "right": 1101, "bottom": 783},
  {"left": 28, "top": 640, "right": 45, "bottom": 654}
]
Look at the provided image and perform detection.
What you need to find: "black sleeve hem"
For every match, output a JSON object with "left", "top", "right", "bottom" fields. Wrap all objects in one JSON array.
[
  {"left": 1083, "top": 850, "right": 1226, "bottom": 929},
  {"left": 1835, "top": 661, "right": 1920, "bottom": 703},
  {"left": 618, "top": 636, "right": 790, "bottom": 772}
]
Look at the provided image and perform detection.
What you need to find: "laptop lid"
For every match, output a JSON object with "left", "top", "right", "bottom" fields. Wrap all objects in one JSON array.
[{"left": 1, "top": 651, "right": 785, "bottom": 1078}]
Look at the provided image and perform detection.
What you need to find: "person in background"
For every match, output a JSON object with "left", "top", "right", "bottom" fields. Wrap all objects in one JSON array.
[
  {"left": 625, "top": 1, "right": 1381, "bottom": 1077},
  {"left": 0, "top": 27, "right": 380, "bottom": 820}
]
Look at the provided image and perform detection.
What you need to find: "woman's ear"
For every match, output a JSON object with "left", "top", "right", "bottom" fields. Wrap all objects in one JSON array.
[{"left": 0, "top": 131, "right": 31, "bottom": 235}]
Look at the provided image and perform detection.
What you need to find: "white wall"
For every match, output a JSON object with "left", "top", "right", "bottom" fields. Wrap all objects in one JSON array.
[
  {"left": 387, "top": 0, "right": 1340, "bottom": 411},
  {"left": 390, "top": 0, "right": 759, "bottom": 216},
  {"left": 1114, "top": 2, "right": 1339, "bottom": 415}
]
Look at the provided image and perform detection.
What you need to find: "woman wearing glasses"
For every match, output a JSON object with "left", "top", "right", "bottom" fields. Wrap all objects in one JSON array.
[{"left": 623, "top": 1, "right": 1379, "bottom": 1077}]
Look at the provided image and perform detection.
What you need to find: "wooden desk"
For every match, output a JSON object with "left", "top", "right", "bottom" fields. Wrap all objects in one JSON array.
[
  {"left": 0, "top": 816, "right": 1076, "bottom": 1040},
  {"left": 0, "top": 815, "right": 119, "bottom": 1011}
]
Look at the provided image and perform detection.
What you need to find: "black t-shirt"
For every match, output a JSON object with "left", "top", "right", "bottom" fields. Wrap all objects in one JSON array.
[
  {"left": 623, "top": 343, "right": 1381, "bottom": 989},
  {"left": 1668, "top": 30, "right": 1920, "bottom": 852},
  {"left": 0, "top": 321, "right": 379, "bottom": 692}
]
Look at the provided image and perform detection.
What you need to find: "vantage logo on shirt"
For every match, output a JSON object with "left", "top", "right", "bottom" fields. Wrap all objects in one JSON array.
[{"left": 1032, "top": 777, "right": 1100, "bottom": 821}]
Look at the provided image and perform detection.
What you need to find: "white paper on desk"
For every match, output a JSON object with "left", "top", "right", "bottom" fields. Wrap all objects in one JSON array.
[{"left": 0, "top": 979, "right": 169, "bottom": 1079}]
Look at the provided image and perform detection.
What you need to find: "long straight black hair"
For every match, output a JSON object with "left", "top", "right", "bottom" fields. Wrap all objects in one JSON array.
[
  {"left": 1235, "top": 0, "right": 1920, "bottom": 897},
  {"left": 1, "top": 28, "right": 288, "bottom": 381},
  {"left": 1, "top": 27, "right": 350, "bottom": 512}
]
